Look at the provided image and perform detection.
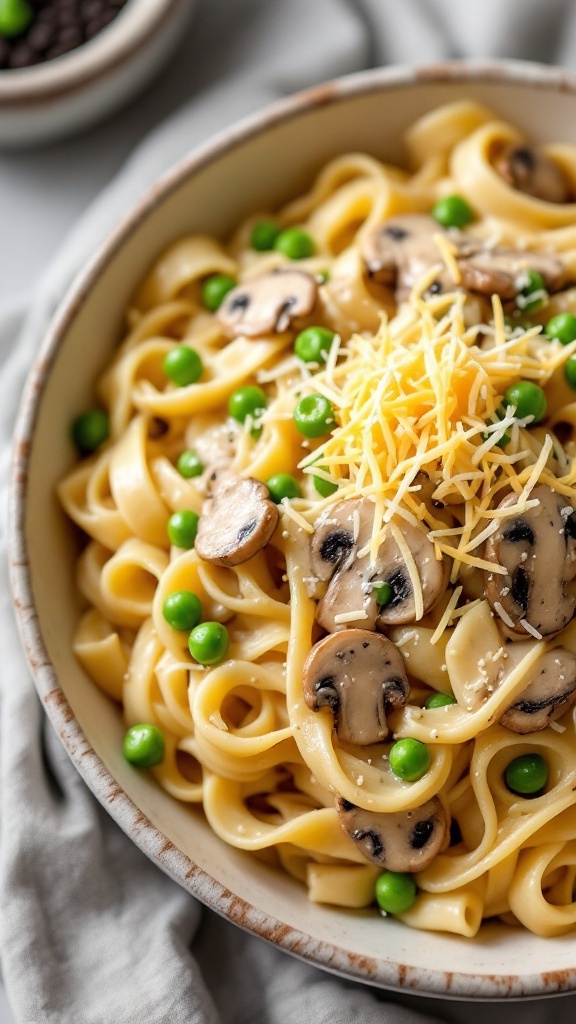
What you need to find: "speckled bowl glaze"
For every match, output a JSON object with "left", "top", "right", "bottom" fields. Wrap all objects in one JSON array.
[
  {"left": 10, "top": 60, "right": 576, "bottom": 1000},
  {"left": 0, "top": 0, "right": 194, "bottom": 146}
]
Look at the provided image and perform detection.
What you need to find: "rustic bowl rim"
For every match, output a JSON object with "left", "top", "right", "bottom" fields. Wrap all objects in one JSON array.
[{"left": 10, "top": 58, "right": 576, "bottom": 1001}]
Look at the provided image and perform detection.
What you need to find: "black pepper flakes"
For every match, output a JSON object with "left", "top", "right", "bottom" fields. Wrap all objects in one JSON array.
[{"left": 0, "top": 0, "right": 127, "bottom": 69}]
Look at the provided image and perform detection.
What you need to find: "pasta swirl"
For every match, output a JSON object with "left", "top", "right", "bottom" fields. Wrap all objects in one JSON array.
[{"left": 59, "top": 100, "right": 576, "bottom": 938}]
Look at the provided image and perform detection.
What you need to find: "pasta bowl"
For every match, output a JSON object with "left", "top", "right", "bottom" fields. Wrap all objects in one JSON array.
[{"left": 10, "top": 59, "right": 576, "bottom": 1000}]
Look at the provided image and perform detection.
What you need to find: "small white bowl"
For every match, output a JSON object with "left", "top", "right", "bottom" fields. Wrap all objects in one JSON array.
[
  {"left": 0, "top": 0, "right": 194, "bottom": 146},
  {"left": 11, "top": 59, "right": 576, "bottom": 1000}
]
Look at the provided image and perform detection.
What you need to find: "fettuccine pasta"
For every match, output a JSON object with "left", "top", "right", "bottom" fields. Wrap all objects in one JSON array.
[{"left": 59, "top": 100, "right": 576, "bottom": 937}]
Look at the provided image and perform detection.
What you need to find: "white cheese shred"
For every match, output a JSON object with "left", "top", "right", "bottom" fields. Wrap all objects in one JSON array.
[
  {"left": 493, "top": 601, "right": 516, "bottom": 629},
  {"left": 333, "top": 610, "right": 369, "bottom": 624},
  {"left": 520, "top": 619, "right": 543, "bottom": 640}
]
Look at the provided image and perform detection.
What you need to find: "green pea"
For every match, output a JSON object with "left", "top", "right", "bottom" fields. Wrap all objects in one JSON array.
[
  {"left": 0, "top": 0, "right": 33, "bottom": 37},
  {"left": 266, "top": 473, "right": 300, "bottom": 503},
  {"left": 389, "top": 737, "right": 430, "bottom": 782},
  {"left": 432, "top": 195, "right": 474, "bottom": 229},
  {"left": 294, "top": 326, "right": 335, "bottom": 364},
  {"left": 313, "top": 470, "right": 339, "bottom": 497},
  {"left": 375, "top": 871, "right": 418, "bottom": 915},
  {"left": 177, "top": 450, "right": 204, "bottom": 478},
  {"left": 565, "top": 354, "right": 576, "bottom": 390},
  {"left": 228, "top": 385, "right": 267, "bottom": 425},
  {"left": 250, "top": 220, "right": 280, "bottom": 251},
  {"left": 503, "top": 381, "right": 547, "bottom": 424},
  {"left": 425, "top": 692, "right": 457, "bottom": 710},
  {"left": 71, "top": 409, "right": 109, "bottom": 454},
  {"left": 167, "top": 510, "right": 199, "bottom": 549},
  {"left": 516, "top": 270, "right": 548, "bottom": 314},
  {"left": 123, "top": 723, "right": 165, "bottom": 768},
  {"left": 163, "top": 346, "right": 203, "bottom": 387},
  {"left": 188, "top": 621, "right": 229, "bottom": 665},
  {"left": 162, "top": 590, "right": 202, "bottom": 632},
  {"left": 294, "top": 393, "right": 336, "bottom": 438},
  {"left": 201, "top": 274, "right": 237, "bottom": 311},
  {"left": 371, "top": 581, "right": 392, "bottom": 607},
  {"left": 546, "top": 312, "right": 576, "bottom": 345},
  {"left": 505, "top": 753, "right": 548, "bottom": 796},
  {"left": 274, "top": 227, "right": 315, "bottom": 260}
]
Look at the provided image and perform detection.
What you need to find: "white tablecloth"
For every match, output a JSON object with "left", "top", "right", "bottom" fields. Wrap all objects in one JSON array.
[{"left": 3, "top": 1, "right": 576, "bottom": 1021}]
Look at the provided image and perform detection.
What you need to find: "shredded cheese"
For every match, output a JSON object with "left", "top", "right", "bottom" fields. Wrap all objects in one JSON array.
[
  {"left": 520, "top": 619, "right": 543, "bottom": 640},
  {"left": 434, "top": 232, "right": 461, "bottom": 284},
  {"left": 493, "top": 601, "right": 516, "bottom": 629},
  {"left": 283, "top": 286, "right": 576, "bottom": 574},
  {"left": 333, "top": 610, "right": 369, "bottom": 624},
  {"left": 549, "top": 721, "right": 566, "bottom": 733},
  {"left": 280, "top": 500, "right": 314, "bottom": 534},
  {"left": 430, "top": 586, "right": 463, "bottom": 644}
]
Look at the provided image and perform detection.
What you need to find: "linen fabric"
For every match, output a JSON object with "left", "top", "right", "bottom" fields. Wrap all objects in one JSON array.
[{"left": 2, "top": 1, "right": 576, "bottom": 1022}]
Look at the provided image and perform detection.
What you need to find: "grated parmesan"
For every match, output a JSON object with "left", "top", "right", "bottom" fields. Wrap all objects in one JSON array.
[
  {"left": 280, "top": 499, "right": 314, "bottom": 533},
  {"left": 333, "top": 610, "right": 369, "bottom": 624},
  {"left": 520, "top": 619, "right": 543, "bottom": 640},
  {"left": 493, "top": 602, "right": 515, "bottom": 629},
  {"left": 280, "top": 284, "right": 576, "bottom": 580},
  {"left": 430, "top": 586, "right": 463, "bottom": 644}
]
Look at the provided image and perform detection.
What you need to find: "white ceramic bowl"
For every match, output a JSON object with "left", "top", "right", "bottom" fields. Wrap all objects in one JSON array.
[
  {"left": 0, "top": 0, "right": 194, "bottom": 146},
  {"left": 10, "top": 59, "right": 576, "bottom": 1000}
]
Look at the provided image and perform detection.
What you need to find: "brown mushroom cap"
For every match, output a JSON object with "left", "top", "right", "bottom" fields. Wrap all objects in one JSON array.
[
  {"left": 458, "top": 248, "right": 567, "bottom": 300},
  {"left": 498, "top": 645, "right": 576, "bottom": 734},
  {"left": 360, "top": 214, "right": 568, "bottom": 303},
  {"left": 484, "top": 484, "right": 576, "bottom": 639},
  {"left": 309, "top": 498, "right": 378, "bottom": 631},
  {"left": 361, "top": 215, "right": 455, "bottom": 299},
  {"left": 375, "top": 522, "right": 450, "bottom": 628},
  {"left": 309, "top": 497, "right": 448, "bottom": 632},
  {"left": 336, "top": 796, "right": 449, "bottom": 872},
  {"left": 492, "top": 143, "right": 571, "bottom": 204},
  {"left": 217, "top": 269, "right": 317, "bottom": 338},
  {"left": 302, "top": 629, "right": 409, "bottom": 745},
  {"left": 195, "top": 475, "right": 279, "bottom": 567}
]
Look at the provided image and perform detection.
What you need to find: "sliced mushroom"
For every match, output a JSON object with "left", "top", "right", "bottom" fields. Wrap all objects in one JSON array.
[
  {"left": 309, "top": 497, "right": 448, "bottom": 632},
  {"left": 375, "top": 523, "right": 450, "bottom": 628},
  {"left": 361, "top": 213, "right": 568, "bottom": 303},
  {"left": 492, "top": 143, "right": 571, "bottom": 204},
  {"left": 498, "top": 644, "right": 576, "bottom": 733},
  {"left": 217, "top": 269, "right": 317, "bottom": 338},
  {"left": 361, "top": 215, "right": 456, "bottom": 299},
  {"left": 195, "top": 475, "right": 278, "bottom": 567},
  {"left": 309, "top": 498, "right": 377, "bottom": 630},
  {"left": 336, "top": 796, "right": 449, "bottom": 872},
  {"left": 458, "top": 248, "right": 567, "bottom": 300},
  {"left": 191, "top": 419, "right": 240, "bottom": 494},
  {"left": 484, "top": 484, "right": 576, "bottom": 639},
  {"left": 302, "top": 629, "right": 409, "bottom": 744}
]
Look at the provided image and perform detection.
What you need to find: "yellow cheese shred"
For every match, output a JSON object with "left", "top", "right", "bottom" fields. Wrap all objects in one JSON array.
[{"left": 293, "top": 289, "right": 575, "bottom": 572}]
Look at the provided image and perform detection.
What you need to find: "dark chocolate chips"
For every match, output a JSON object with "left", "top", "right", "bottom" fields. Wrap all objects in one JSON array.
[{"left": 0, "top": 0, "right": 127, "bottom": 70}]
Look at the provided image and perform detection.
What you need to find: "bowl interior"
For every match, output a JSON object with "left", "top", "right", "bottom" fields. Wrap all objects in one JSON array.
[{"left": 15, "top": 65, "right": 576, "bottom": 999}]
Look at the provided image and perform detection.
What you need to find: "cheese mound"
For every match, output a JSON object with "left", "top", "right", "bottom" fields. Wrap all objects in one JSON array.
[{"left": 298, "top": 286, "right": 576, "bottom": 581}]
